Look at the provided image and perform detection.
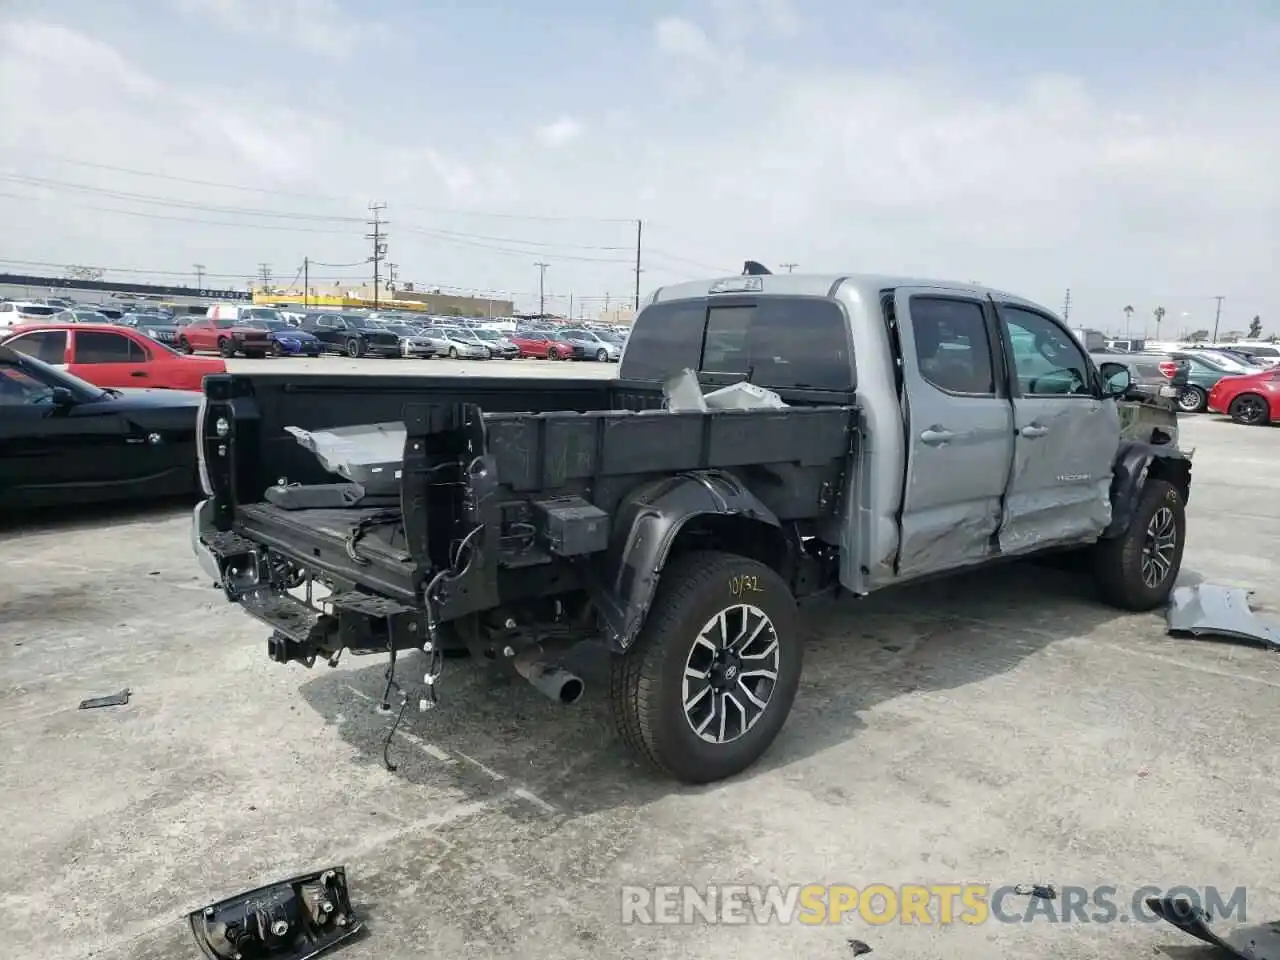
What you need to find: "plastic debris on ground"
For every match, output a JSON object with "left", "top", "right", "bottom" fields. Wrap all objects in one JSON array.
[
  {"left": 662, "top": 368, "right": 789, "bottom": 412},
  {"left": 78, "top": 689, "right": 131, "bottom": 709},
  {"left": 1146, "top": 896, "right": 1280, "bottom": 960},
  {"left": 187, "top": 865, "right": 363, "bottom": 960},
  {"left": 1166, "top": 583, "right": 1280, "bottom": 651},
  {"left": 283, "top": 423, "right": 405, "bottom": 495}
]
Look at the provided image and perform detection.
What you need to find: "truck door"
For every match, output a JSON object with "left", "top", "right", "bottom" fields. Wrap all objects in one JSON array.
[
  {"left": 993, "top": 303, "right": 1117, "bottom": 551},
  {"left": 892, "top": 289, "right": 1015, "bottom": 578}
]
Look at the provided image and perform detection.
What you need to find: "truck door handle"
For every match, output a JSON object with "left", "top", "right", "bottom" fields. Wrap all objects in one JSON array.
[
  {"left": 920, "top": 427, "right": 955, "bottom": 445},
  {"left": 1020, "top": 424, "right": 1049, "bottom": 439}
]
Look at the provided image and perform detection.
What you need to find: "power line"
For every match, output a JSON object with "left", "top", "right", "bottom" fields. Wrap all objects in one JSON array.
[{"left": 10, "top": 150, "right": 636, "bottom": 223}]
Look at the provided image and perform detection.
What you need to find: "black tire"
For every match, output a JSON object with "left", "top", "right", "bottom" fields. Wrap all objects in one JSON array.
[
  {"left": 178, "top": 336, "right": 194, "bottom": 355},
  {"left": 548, "top": 348, "right": 561, "bottom": 361},
  {"left": 448, "top": 346, "right": 458, "bottom": 359},
  {"left": 346, "top": 338, "right": 365, "bottom": 358},
  {"left": 596, "top": 348, "right": 608, "bottom": 362},
  {"left": 1177, "top": 385, "right": 1207, "bottom": 413},
  {"left": 1092, "top": 479, "right": 1185, "bottom": 611},
  {"left": 271, "top": 341, "right": 285, "bottom": 357},
  {"left": 218, "top": 338, "right": 236, "bottom": 358},
  {"left": 1228, "top": 393, "right": 1270, "bottom": 426},
  {"left": 609, "top": 550, "right": 802, "bottom": 784}
]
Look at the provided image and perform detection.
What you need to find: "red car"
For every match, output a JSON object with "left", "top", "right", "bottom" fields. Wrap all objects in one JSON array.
[
  {"left": 510, "top": 331, "right": 577, "bottom": 360},
  {"left": 177, "top": 315, "right": 272, "bottom": 358},
  {"left": 1207, "top": 368, "right": 1280, "bottom": 425},
  {"left": 0, "top": 323, "right": 226, "bottom": 391}
]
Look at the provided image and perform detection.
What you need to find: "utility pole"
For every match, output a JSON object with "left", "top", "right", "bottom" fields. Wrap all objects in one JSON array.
[
  {"left": 367, "top": 201, "right": 388, "bottom": 309},
  {"left": 633, "top": 220, "right": 643, "bottom": 310},
  {"left": 1212, "top": 295, "right": 1224, "bottom": 343},
  {"left": 257, "top": 263, "right": 272, "bottom": 294},
  {"left": 780, "top": 263, "right": 798, "bottom": 273},
  {"left": 303, "top": 257, "right": 309, "bottom": 309},
  {"left": 193, "top": 263, "right": 205, "bottom": 289},
  {"left": 568, "top": 291, "right": 574, "bottom": 320},
  {"left": 535, "top": 261, "right": 549, "bottom": 316},
  {"left": 387, "top": 262, "right": 398, "bottom": 295},
  {"left": 1062, "top": 288, "right": 1071, "bottom": 321}
]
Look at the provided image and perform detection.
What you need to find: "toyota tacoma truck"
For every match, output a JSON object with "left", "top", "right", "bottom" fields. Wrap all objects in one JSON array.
[{"left": 191, "top": 268, "right": 1191, "bottom": 784}]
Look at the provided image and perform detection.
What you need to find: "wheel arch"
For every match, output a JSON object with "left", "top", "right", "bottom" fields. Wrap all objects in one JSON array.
[
  {"left": 583, "top": 471, "right": 791, "bottom": 652},
  {"left": 1101, "top": 442, "right": 1191, "bottom": 540}
]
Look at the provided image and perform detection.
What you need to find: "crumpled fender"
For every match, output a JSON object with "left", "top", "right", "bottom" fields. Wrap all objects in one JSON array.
[
  {"left": 1102, "top": 441, "right": 1192, "bottom": 539},
  {"left": 581, "top": 470, "right": 781, "bottom": 652}
]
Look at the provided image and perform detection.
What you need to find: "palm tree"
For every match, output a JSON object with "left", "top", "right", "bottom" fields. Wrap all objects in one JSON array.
[
  {"left": 1154, "top": 306, "right": 1166, "bottom": 340},
  {"left": 1123, "top": 304, "right": 1134, "bottom": 337}
]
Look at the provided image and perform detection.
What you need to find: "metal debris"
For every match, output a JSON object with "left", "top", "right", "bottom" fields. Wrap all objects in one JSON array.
[
  {"left": 846, "top": 938, "right": 872, "bottom": 956},
  {"left": 1166, "top": 584, "right": 1280, "bottom": 650},
  {"left": 78, "top": 689, "right": 131, "bottom": 709},
  {"left": 1147, "top": 896, "right": 1280, "bottom": 960}
]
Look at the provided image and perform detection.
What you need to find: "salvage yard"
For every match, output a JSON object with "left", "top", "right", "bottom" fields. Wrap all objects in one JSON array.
[{"left": 2, "top": 369, "right": 1278, "bottom": 960}]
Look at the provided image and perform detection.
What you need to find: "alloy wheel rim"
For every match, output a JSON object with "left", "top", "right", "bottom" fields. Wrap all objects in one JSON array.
[
  {"left": 1178, "top": 389, "right": 1202, "bottom": 411},
  {"left": 1141, "top": 506, "right": 1178, "bottom": 588},
  {"left": 1236, "top": 397, "right": 1265, "bottom": 423},
  {"left": 682, "top": 604, "right": 780, "bottom": 744}
]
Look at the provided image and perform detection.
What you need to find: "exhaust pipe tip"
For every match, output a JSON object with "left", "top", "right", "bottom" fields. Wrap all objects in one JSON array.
[
  {"left": 556, "top": 674, "right": 585, "bottom": 705},
  {"left": 514, "top": 651, "right": 585, "bottom": 706}
]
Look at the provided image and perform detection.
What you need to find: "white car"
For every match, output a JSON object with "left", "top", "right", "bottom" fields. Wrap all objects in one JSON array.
[{"left": 0, "top": 300, "right": 61, "bottom": 328}]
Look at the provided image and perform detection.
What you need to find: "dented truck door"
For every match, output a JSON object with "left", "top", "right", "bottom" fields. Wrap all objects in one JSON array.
[
  {"left": 994, "top": 302, "right": 1118, "bottom": 552},
  {"left": 891, "top": 289, "right": 1015, "bottom": 578}
]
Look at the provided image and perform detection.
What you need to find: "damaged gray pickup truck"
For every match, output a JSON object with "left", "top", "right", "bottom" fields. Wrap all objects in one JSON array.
[{"left": 192, "top": 270, "right": 1191, "bottom": 784}]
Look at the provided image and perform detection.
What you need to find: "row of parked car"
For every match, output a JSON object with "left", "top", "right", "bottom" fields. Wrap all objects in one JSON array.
[
  {"left": 1091, "top": 342, "right": 1280, "bottom": 425},
  {"left": 2, "top": 300, "right": 629, "bottom": 363}
]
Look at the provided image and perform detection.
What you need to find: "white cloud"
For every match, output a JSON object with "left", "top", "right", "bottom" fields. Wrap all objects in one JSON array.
[
  {"left": 535, "top": 116, "right": 584, "bottom": 148},
  {"left": 174, "top": 0, "right": 387, "bottom": 58},
  {"left": 0, "top": 11, "right": 1276, "bottom": 323}
]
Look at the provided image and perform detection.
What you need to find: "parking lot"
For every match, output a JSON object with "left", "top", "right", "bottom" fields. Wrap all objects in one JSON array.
[{"left": 2, "top": 360, "right": 1278, "bottom": 960}]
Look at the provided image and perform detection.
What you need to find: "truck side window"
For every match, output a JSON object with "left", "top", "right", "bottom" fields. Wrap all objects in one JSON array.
[
  {"left": 1001, "top": 306, "right": 1091, "bottom": 396},
  {"left": 910, "top": 297, "right": 994, "bottom": 396},
  {"left": 619, "top": 301, "right": 706, "bottom": 380}
]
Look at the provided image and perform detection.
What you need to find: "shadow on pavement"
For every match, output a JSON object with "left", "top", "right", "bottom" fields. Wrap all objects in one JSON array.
[
  {"left": 0, "top": 495, "right": 197, "bottom": 537},
  {"left": 297, "top": 559, "right": 1140, "bottom": 821}
]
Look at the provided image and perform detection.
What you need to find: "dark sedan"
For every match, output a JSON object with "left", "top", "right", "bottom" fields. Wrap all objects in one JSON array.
[
  {"left": 299, "top": 313, "right": 402, "bottom": 357},
  {"left": 0, "top": 343, "right": 202, "bottom": 509}
]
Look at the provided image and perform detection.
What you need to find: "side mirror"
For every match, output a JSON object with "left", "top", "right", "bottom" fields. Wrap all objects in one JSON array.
[
  {"left": 1099, "top": 362, "right": 1132, "bottom": 397},
  {"left": 50, "top": 386, "right": 76, "bottom": 407}
]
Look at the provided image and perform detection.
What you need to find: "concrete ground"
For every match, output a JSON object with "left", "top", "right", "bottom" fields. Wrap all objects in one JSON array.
[{"left": 2, "top": 373, "right": 1278, "bottom": 960}]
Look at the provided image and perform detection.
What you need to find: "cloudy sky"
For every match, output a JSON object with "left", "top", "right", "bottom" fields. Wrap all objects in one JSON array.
[{"left": 0, "top": 0, "right": 1276, "bottom": 331}]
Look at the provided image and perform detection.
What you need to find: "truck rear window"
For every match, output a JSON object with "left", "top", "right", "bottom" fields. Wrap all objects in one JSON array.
[{"left": 622, "top": 297, "right": 853, "bottom": 391}]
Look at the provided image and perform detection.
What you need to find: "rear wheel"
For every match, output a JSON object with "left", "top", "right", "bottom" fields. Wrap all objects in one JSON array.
[
  {"left": 1229, "top": 393, "right": 1270, "bottom": 425},
  {"left": 1177, "top": 385, "right": 1207, "bottom": 413},
  {"left": 217, "top": 338, "right": 236, "bottom": 358},
  {"left": 609, "top": 551, "right": 802, "bottom": 783},
  {"left": 1092, "top": 479, "right": 1185, "bottom": 611}
]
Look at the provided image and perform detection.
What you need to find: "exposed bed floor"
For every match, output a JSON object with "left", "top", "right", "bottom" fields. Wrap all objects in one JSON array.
[{"left": 237, "top": 502, "right": 412, "bottom": 566}]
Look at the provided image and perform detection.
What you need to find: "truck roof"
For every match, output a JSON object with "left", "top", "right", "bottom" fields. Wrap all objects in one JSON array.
[{"left": 648, "top": 273, "right": 1053, "bottom": 316}]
